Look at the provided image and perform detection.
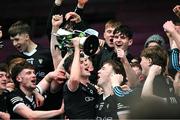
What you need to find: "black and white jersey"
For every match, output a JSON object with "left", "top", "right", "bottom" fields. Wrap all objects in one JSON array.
[
  {"left": 0, "top": 90, "right": 9, "bottom": 112},
  {"left": 10, "top": 45, "right": 54, "bottom": 83},
  {"left": 63, "top": 82, "right": 98, "bottom": 119},
  {"left": 7, "top": 89, "right": 36, "bottom": 119},
  {"left": 95, "top": 94, "right": 130, "bottom": 120},
  {"left": 153, "top": 75, "right": 180, "bottom": 105}
]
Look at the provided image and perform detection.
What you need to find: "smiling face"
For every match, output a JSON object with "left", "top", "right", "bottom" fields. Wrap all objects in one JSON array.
[
  {"left": 10, "top": 33, "right": 29, "bottom": 52},
  {"left": 113, "top": 32, "right": 133, "bottom": 52},
  {"left": 80, "top": 57, "right": 93, "bottom": 78},
  {"left": 0, "top": 71, "right": 7, "bottom": 90},
  {"left": 16, "top": 68, "right": 36, "bottom": 91}
]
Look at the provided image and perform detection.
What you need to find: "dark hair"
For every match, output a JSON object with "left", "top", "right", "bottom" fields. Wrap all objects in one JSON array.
[
  {"left": 103, "top": 60, "right": 127, "bottom": 84},
  {"left": 63, "top": 54, "right": 74, "bottom": 74},
  {"left": 8, "top": 20, "right": 32, "bottom": 38},
  {"left": 130, "top": 62, "right": 142, "bottom": 71},
  {"left": 11, "top": 61, "right": 34, "bottom": 87},
  {"left": 0, "top": 63, "right": 8, "bottom": 73},
  {"left": 113, "top": 25, "right": 133, "bottom": 39},
  {"left": 140, "top": 46, "right": 168, "bottom": 73}
]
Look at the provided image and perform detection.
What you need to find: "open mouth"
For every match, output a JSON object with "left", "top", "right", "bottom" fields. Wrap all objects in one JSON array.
[
  {"left": 109, "top": 38, "right": 113, "bottom": 43},
  {"left": 31, "top": 79, "right": 36, "bottom": 85},
  {"left": 84, "top": 68, "right": 89, "bottom": 71},
  {"left": 1, "top": 82, "right": 6, "bottom": 86},
  {"left": 115, "top": 41, "right": 123, "bottom": 47},
  {"left": 16, "top": 45, "right": 22, "bottom": 51},
  {"left": 116, "top": 44, "right": 122, "bottom": 47}
]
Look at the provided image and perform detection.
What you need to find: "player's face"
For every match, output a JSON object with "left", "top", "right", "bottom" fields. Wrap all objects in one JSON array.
[
  {"left": 140, "top": 57, "right": 151, "bottom": 76},
  {"left": 97, "top": 63, "right": 113, "bottom": 87},
  {"left": 10, "top": 33, "right": 29, "bottom": 52},
  {"left": 113, "top": 33, "right": 133, "bottom": 52},
  {"left": 104, "top": 26, "right": 115, "bottom": 48},
  {"left": 80, "top": 57, "right": 92, "bottom": 77},
  {"left": 0, "top": 71, "right": 7, "bottom": 90},
  {"left": 17, "top": 68, "right": 36, "bottom": 90}
]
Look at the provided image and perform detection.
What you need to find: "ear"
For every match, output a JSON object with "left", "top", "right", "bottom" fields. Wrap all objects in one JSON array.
[
  {"left": 16, "top": 75, "right": 22, "bottom": 83},
  {"left": 24, "top": 33, "right": 30, "bottom": 40},
  {"left": 128, "top": 39, "right": 133, "bottom": 46},
  {"left": 148, "top": 58, "right": 153, "bottom": 66}
]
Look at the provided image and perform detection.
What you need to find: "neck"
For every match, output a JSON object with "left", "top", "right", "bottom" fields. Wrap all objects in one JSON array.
[
  {"left": 105, "top": 44, "right": 114, "bottom": 51},
  {"left": 80, "top": 76, "right": 90, "bottom": 86},
  {"left": 20, "top": 85, "right": 33, "bottom": 97},
  {"left": 102, "top": 80, "right": 112, "bottom": 98},
  {"left": 27, "top": 40, "right": 37, "bottom": 53}
]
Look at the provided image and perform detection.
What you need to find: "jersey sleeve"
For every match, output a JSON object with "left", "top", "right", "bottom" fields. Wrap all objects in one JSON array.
[{"left": 7, "top": 92, "right": 25, "bottom": 112}]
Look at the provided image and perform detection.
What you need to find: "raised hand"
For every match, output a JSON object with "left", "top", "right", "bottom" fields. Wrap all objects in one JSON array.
[
  {"left": 77, "top": 0, "right": 88, "bottom": 8},
  {"left": 173, "top": 5, "right": 180, "bottom": 18},
  {"left": 116, "top": 48, "right": 127, "bottom": 63},
  {"left": 65, "top": 12, "right": 81, "bottom": 23},
  {"left": 116, "top": 48, "right": 125, "bottom": 59},
  {"left": 163, "top": 20, "right": 176, "bottom": 34},
  {"left": 52, "top": 15, "right": 63, "bottom": 28},
  {"left": 110, "top": 73, "right": 123, "bottom": 87},
  {"left": 71, "top": 37, "right": 80, "bottom": 48},
  {"left": 55, "top": 0, "right": 64, "bottom": 6},
  {"left": 149, "top": 65, "right": 162, "bottom": 76}
]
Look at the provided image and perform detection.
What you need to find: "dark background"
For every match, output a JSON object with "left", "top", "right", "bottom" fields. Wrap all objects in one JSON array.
[{"left": 0, "top": 0, "right": 179, "bottom": 60}]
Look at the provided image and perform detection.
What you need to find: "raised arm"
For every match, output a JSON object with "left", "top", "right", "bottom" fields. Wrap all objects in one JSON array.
[
  {"left": 163, "top": 21, "right": 180, "bottom": 71},
  {"left": 51, "top": 14, "right": 64, "bottom": 69},
  {"left": 141, "top": 65, "right": 167, "bottom": 103},
  {"left": 173, "top": 5, "right": 180, "bottom": 19},
  {"left": 50, "top": 51, "right": 72, "bottom": 93},
  {"left": 163, "top": 20, "right": 180, "bottom": 50},
  {"left": 47, "top": 0, "right": 64, "bottom": 40},
  {"left": 116, "top": 48, "right": 138, "bottom": 88},
  {"left": 67, "top": 37, "right": 81, "bottom": 92}
]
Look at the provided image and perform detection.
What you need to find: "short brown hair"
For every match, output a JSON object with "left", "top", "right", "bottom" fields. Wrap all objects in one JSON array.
[
  {"left": 140, "top": 46, "right": 168, "bottom": 73},
  {"left": 8, "top": 20, "right": 32, "bottom": 38},
  {"left": 11, "top": 61, "right": 34, "bottom": 87},
  {"left": 103, "top": 60, "right": 126, "bottom": 84}
]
